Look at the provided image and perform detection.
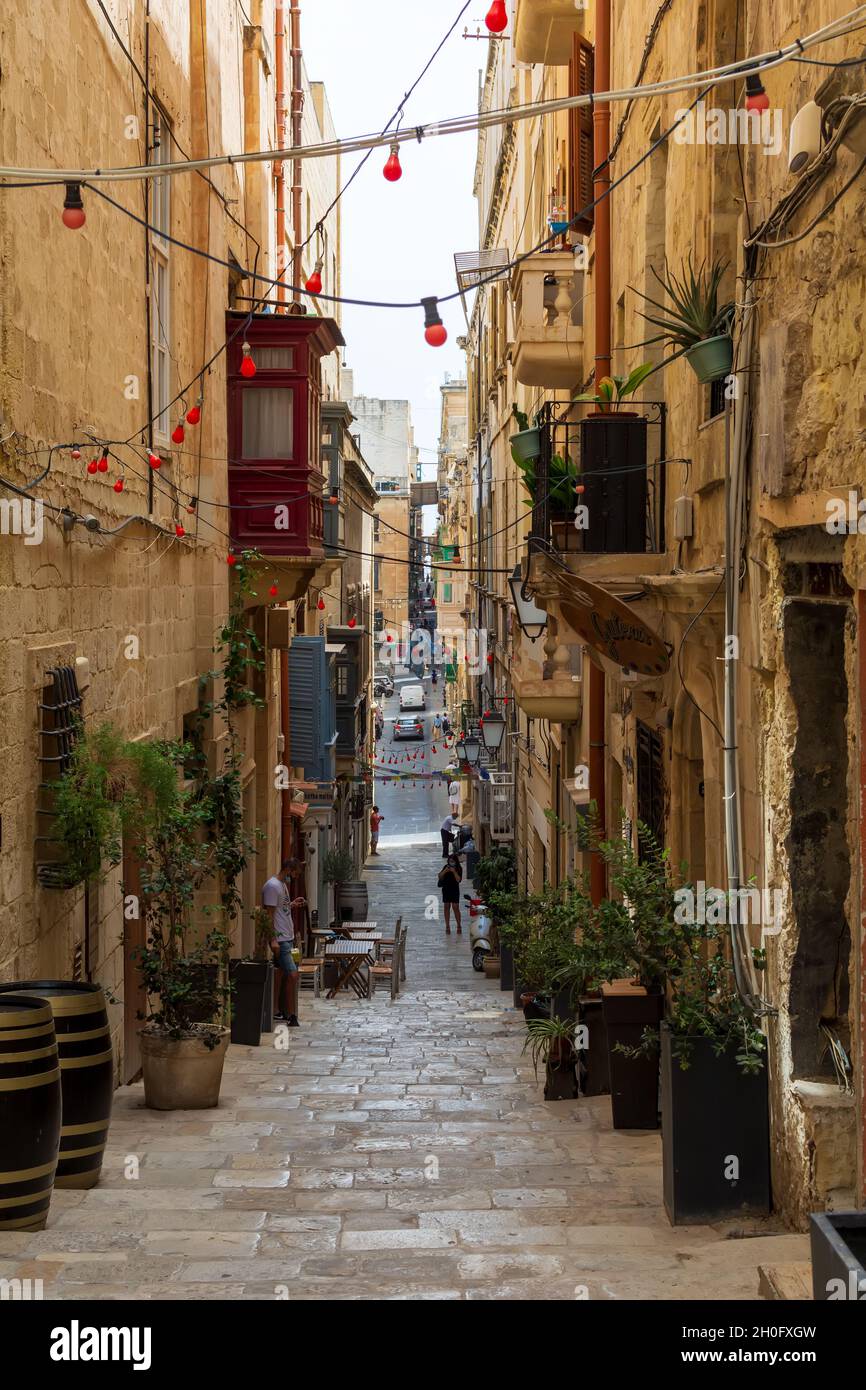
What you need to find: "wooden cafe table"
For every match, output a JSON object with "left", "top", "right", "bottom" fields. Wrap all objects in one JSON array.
[{"left": 324, "top": 937, "right": 379, "bottom": 999}]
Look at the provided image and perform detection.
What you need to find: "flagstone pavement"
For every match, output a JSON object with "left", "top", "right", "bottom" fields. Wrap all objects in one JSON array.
[{"left": 0, "top": 844, "right": 807, "bottom": 1300}]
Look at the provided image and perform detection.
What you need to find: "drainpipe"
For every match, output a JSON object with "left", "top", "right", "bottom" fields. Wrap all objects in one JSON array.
[
  {"left": 289, "top": 0, "right": 304, "bottom": 299},
  {"left": 588, "top": 0, "right": 610, "bottom": 905},
  {"left": 275, "top": 0, "right": 288, "bottom": 311}
]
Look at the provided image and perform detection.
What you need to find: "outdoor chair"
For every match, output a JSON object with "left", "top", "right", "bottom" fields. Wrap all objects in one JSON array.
[{"left": 369, "top": 922, "right": 405, "bottom": 1000}]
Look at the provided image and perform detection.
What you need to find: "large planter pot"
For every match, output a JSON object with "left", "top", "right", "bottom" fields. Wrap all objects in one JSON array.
[
  {"left": 337, "top": 880, "right": 369, "bottom": 922},
  {"left": 0, "top": 995, "right": 62, "bottom": 1229},
  {"left": 139, "top": 1028, "right": 230, "bottom": 1111},
  {"left": 229, "top": 960, "right": 270, "bottom": 1047},
  {"left": 510, "top": 427, "right": 541, "bottom": 464},
  {"left": 660, "top": 1024, "right": 770, "bottom": 1225},
  {"left": 601, "top": 980, "right": 664, "bottom": 1130},
  {"left": 0, "top": 981, "right": 113, "bottom": 1190},
  {"left": 499, "top": 941, "right": 514, "bottom": 993},
  {"left": 261, "top": 960, "right": 275, "bottom": 1034},
  {"left": 544, "top": 1039, "right": 579, "bottom": 1101},
  {"left": 579, "top": 415, "right": 648, "bottom": 553},
  {"left": 183, "top": 964, "right": 221, "bottom": 1024},
  {"left": 520, "top": 991, "right": 550, "bottom": 1022},
  {"left": 577, "top": 994, "right": 610, "bottom": 1096},
  {"left": 810, "top": 1212, "right": 866, "bottom": 1300},
  {"left": 683, "top": 333, "right": 733, "bottom": 384}
]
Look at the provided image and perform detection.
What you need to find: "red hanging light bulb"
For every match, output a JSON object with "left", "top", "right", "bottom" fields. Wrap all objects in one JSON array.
[
  {"left": 745, "top": 74, "right": 769, "bottom": 112},
  {"left": 62, "top": 183, "right": 86, "bottom": 230},
  {"left": 227, "top": 553, "right": 237, "bottom": 566},
  {"left": 186, "top": 497, "right": 197, "bottom": 513},
  {"left": 317, "top": 596, "right": 326, "bottom": 611},
  {"left": 186, "top": 395, "right": 203, "bottom": 426},
  {"left": 240, "top": 341, "right": 256, "bottom": 378},
  {"left": 347, "top": 617, "right": 357, "bottom": 628},
  {"left": 171, "top": 420, "right": 185, "bottom": 445},
  {"left": 383, "top": 143, "right": 402, "bottom": 182},
  {"left": 87, "top": 459, "right": 98, "bottom": 475},
  {"left": 305, "top": 260, "right": 323, "bottom": 294},
  {"left": 422, "top": 296, "right": 447, "bottom": 347},
  {"left": 175, "top": 523, "right": 185, "bottom": 538},
  {"left": 269, "top": 583, "right": 278, "bottom": 597},
  {"left": 485, "top": 0, "right": 507, "bottom": 34},
  {"left": 113, "top": 477, "right": 124, "bottom": 493},
  {"left": 97, "top": 448, "right": 109, "bottom": 473},
  {"left": 71, "top": 448, "right": 81, "bottom": 461},
  {"left": 148, "top": 452, "right": 161, "bottom": 470}
]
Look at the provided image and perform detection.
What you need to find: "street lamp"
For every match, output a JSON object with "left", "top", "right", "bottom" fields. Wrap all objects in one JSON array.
[
  {"left": 479, "top": 709, "right": 506, "bottom": 754},
  {"left": 508, "top": 563, "right": 547, "bottom": 641},
  {"left": 462, "top": 731, "right": 482, "bottom": 766}
]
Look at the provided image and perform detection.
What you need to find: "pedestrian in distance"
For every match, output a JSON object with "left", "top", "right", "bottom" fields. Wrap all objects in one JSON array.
[
  {"left": 438, "top": 854, "right": 463, "bottom": 934},
  {"left": 261, "top": 858, "right": 306, "bottom": 1026},
  {"left": 433, "top": 712, "right": 442, "bottom": 736},
  {"left": 369, "top": 805, "right": 384, "bottom": 855},
  {"left": 448, "top": 778, "right": 460, "bottom": 816},
  {"left": 440, "top": 811, "right": 458, "bottom": 858}
]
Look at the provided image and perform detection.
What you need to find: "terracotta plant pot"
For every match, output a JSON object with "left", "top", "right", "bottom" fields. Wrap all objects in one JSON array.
[{"left": 139, "top": 1028, "right": 229, "bottom": 1110}]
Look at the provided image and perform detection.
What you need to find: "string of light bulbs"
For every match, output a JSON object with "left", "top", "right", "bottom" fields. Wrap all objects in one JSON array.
[{"left": 1, "top": 8, "right": 862, "bottom": 188}]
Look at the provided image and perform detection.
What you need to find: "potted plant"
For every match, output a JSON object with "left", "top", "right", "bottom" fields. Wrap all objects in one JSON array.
[
  {"left": 633, "top": 255, "right": 734, "bottom": 383},
  {"left": 571, "top": 362, "right": 656, "bottom": 553},
  {"left": 475, "top": 847, "right": 517, "bottom": 990},
  {"left": 524, "top": 1016, "right": 579, "bottom": 1101},
  {"left": 655, "top": 926, "right": 769, "bottom": 1224},
  {"left": 510, "top": 403, "right": 540, "bottom": 465},
  {"left": 322, "top": 847, "right": 360, "bottom": 922}
]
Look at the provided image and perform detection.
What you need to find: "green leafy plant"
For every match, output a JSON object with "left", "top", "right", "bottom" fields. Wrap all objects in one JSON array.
[
  {"left": 511, "top": 402, "right": 531, "bottom": 432},
  {"left": 513, "top": 451, "right": 578, "bottom": 512},
  {"left": 474, "top": 845, "right": 516, "bottom": 902},
  {"left": 571, "top": 359, "right": 657, "bottom": 412},
  {"left": 523, "top": 1015, "right": 577, "bottom": 1081},
  {"left": 632, "top": 256, "right": 734, "bottom": 359},
  {"left": 321, "top": 848, "right": 354, "bottom": 887}
]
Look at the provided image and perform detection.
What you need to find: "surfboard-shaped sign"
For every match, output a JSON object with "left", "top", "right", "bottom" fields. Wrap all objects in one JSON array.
[{"left": 548, "top": 567, "right": 670, "bottom": 675}]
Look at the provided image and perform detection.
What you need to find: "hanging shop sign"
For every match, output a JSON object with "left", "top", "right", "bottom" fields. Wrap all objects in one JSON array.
[{"left": 549, "top": 569, "right": 670, "bottom": 676}]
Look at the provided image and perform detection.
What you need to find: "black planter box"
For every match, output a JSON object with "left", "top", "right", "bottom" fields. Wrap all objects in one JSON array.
[
  {"left": 580, "top": 416, "right": 648, "bottom": 553},
  {"left": 229, "top": 959, "right": 271, "bottom": 1046},
  {"left": 500, "top": 941, "right": 514, "bottom": 993},
  {"left": 260, "top": 960, "right": 275, "bottom": 1034},
  {"left": 810, "top": 1212, "right": 866, "bottom": 1300},
  {"left": 601, "top": 982, "right": 663, "bottom": 1129},
  {"left": 660, "top": 1025, "right": 770, "bottom": 1224},
  {"left": 577, "top": 995, "right": 610, "bottom": 1096},
  {"left": 544, "top": 1047, "right": 579, "bottom": 1101}
]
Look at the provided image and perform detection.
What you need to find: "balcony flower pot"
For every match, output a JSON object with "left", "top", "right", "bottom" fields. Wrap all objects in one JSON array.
[
  {"left": 229, "top": 959, "right": 271, "bottom": 1047},
  {"left": 810, "top": 1212, "right": 866, "bottom": 1300},
  {"left": 660, "top": 1023, "right": 770, "bottom": 1225},
  {"left": 601, "top": 980, "right": 664, "bottom": 1130},
  {"left": 683, "top": 332, "right": 733, "bottom": 384},
  {"left": 510, "top": 427, "right": 541, "bottom": 464},
  {"left": 139, "top": 1027, "right": 230, "bottom": 1111}
]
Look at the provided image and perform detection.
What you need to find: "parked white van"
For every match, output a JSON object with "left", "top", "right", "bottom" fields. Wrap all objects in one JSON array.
[{"left": 399, "top": 683, "right": 426, "bottom": 712}]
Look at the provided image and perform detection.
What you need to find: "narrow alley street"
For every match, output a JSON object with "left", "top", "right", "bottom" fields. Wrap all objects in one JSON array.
[{"left": 0, "top": 842, "right": 806, "bottom": 1301}]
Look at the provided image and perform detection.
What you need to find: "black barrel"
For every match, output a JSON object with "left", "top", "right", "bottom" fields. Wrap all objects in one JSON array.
[
  {"left": 0, "top": 995, "right": 61, "bottom": 1230},
  {"left": 0, "top": 982, "right": 113, "bottom": 1189}
]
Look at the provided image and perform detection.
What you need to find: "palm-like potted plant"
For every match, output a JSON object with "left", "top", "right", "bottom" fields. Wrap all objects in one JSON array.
[
  {"left": 523, "top": 1016, "right": 579, "bottom": 1101},
  {"left": 322, "top": 847, "right": 358, "bottom": 923},
  {"left": 633, "top": 256, "right": 734, "bottom": 384}
]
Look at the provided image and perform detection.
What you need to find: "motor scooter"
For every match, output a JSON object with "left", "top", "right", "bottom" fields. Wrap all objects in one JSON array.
[{"left": 464, "top": 894, "right": 493, "bottom": 971}]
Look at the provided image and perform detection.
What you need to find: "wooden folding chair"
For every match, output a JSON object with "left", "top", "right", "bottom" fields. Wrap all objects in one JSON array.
[
  {"left": 297, "top": 960, "right": 322, "bottom": 996},
  {"left": 369, "top": 923, "right": 403, "bottom": 1000}
]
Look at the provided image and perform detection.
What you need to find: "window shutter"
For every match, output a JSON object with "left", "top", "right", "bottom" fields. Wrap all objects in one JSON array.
[
  {"left": 569, "top": 35, "right": 595, "bottom": 236},
  {"left": 288, "top": 636, "right": 321, "bottom": 774}
]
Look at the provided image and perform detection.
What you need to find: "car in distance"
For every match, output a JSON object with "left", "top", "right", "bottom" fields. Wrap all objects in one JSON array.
[
  {"left": 399, "top": 682, "right": 425, "bottom": 711},
  {"left": 393, "top": 716, "right": 424, "bottom": 741}
]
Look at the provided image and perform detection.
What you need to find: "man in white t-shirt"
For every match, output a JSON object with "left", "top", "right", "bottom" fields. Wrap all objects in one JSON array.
[
  {"left": 262, "top": 858, "right": 306, "bottom": 1026},
  {"left": 448, "top": 779, "right": 460, "bottom": 816},
  {"left": 440, "top": 813, "right": 458, "bottom": 859}
]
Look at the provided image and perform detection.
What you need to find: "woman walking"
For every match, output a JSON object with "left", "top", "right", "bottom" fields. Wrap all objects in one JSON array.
[{"left": 438, "top": 853, "right": 463, "bottom": 935}]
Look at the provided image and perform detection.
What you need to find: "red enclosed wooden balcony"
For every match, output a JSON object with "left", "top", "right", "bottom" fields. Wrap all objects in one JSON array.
[{"left": 226, "top": 311, "right": 345, "bottom": 569}]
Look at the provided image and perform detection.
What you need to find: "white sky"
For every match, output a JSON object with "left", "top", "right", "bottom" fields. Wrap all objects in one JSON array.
[{"left": 302, "top": 0, "right": 483, "bottom": 468}]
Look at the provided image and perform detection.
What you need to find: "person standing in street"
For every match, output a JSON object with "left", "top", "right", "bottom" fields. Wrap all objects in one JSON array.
[
  {"left": 369, "top": 805, "right": 384, "bottom": 855},
  {"left": 262, "top": 859, "right": 306, "bottom": 1026},
  {"left": 438, "top": 854, "right": 463, "bottom": 934},
  {"left": 448, "top": 777, "right": 461, "bottom": 816},
  {"left": 440, "top": 811, "right": 458, "bottom": 858}
]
